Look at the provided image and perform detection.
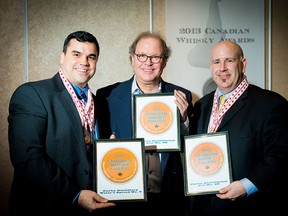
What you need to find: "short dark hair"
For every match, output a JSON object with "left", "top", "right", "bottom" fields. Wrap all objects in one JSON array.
[
  {"left": 62, "top": 31, "right": 100, "bottom": 56},
  {"left": 128, "top": 31, "right": 171, "bottom": 63}
]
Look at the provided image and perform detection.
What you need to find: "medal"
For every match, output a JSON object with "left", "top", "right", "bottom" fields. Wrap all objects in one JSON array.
[
  {"left": 58, "top": 69, "right": 95, "bottom": 145},
  {"left": 84, "top": 128, "right": 91, "bottom": 144}
]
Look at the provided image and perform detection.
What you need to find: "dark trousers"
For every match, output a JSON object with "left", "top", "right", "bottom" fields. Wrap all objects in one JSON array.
[{"left": 95, "top": 192, "right": 188, "bottom": 216}]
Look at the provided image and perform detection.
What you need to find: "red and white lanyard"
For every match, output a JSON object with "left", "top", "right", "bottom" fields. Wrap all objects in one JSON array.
[
  {"left": 58, "top": 69, "right": 94, "bottom": 135},
  {"left": 208, "top": 77, "right": 249, "bottom": 133}
]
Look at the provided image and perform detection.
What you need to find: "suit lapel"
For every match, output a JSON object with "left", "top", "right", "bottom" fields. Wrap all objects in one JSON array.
[
  {"left": 115, "top": 92, "right": 132, "bottom": 134},
  {"left": 161, "top": 80, "right": 172, "bottom": 93},
  {"left": 112, "top": 78, "right": 133, "bottom": 137},
  {"left": 202, "top": 100, "right": 213, "bottom": 132},
  {"left": 217, "top": 89, "right": 248, "bottom": 131},
  {"left": 53, "top": 74, "right": 84, "bottom": 143}
]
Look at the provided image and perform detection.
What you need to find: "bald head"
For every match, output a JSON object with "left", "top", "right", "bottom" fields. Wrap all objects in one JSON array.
[{"left": 211, "top": 40, "right": 244, "bottom": 60}]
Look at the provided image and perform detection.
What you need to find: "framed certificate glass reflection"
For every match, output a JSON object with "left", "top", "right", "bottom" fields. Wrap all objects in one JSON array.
[
  {"left": 93, "top": 138, "right": 146, "bottom": 202},
  {"left": 183, "top": 131, "right": 232, "bottom": 196},
  {"left": 133, "top": 93, "right": 180, "bottom": 152}
]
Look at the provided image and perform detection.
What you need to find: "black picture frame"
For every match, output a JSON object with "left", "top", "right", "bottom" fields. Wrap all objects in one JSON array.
[
  {"left": 183, "top": 131, "right": 232, "bottom": 196},
  {"left": 133, "top": 93, "right": 181, "bottom": 152},
  {"left": 93, "top": 138, "right": 147, "bottom": 202}
]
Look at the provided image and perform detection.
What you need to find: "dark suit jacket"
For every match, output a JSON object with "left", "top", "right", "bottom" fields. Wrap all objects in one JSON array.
[
  {"left": 95, "top": 76, "right": 193, "bottom": 214},
  {"left": 8, "top": 73, "right": 92, "bottom": 216},
  {"left": 96, "top": 76, "right": 193, "bottom": 139},
  {"left": 189, "top": 84, "right": 288, "bottom": 215}
]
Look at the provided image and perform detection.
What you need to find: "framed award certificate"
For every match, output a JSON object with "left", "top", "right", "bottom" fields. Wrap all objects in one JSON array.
[
  {"left": 93, "top": 138, "right": 146, "bottom": 202},
  {"left": 183, "top": 131, "right": 232, "bottom": 196},
  {"left": 133, "top": 93, "right": 180, "bottom": 152}
]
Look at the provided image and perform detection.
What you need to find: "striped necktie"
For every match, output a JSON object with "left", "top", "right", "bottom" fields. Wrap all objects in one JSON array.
[{"left": 80, "top": 91, "right": 87, "bottom": 104}]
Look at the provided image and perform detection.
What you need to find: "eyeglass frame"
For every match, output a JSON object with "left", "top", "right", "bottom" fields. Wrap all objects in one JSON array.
[{"left": 134, "top": 53, "right": 164, "bottom": 64}]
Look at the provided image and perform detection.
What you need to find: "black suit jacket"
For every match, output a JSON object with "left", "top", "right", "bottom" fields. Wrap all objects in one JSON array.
[
  {"left": 189, "top": 84, "right": 288, "bottom": 215},
  {"left": 8, "top": 73, "right": 92, "bottom": 216}
]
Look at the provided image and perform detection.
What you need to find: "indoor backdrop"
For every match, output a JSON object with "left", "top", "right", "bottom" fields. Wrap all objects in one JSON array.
[{"left": 0, "top": 1, "right": 287, "bottom": 215}]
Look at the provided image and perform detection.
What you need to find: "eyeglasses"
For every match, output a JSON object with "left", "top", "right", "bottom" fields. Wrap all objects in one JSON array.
[{"left": 135, "top": 53, "right": 163, "bottom": 64}]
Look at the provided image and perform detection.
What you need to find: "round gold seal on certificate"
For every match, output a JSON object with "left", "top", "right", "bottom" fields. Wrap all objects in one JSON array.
[
  {"left": 101, "top": 148, "right": 138, "bottom": 183},
  {"left": 140, "top": 102, "right": 173, "bottom": 134},
  {"left": 190, "top": 142, "right": 223, "bottom": 176}
]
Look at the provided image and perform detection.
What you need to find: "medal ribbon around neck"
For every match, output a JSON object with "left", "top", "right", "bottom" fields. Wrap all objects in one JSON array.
[
  {"left": 58, "top": 69, "right": 95, "bottom": 135},
  {"left": 208, "top": 77, "right": 249, "bottom": 133}
]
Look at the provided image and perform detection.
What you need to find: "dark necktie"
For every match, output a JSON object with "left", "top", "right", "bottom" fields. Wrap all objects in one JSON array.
[{"left": 80, "top": 91, "right": 87, "bottom": 104}]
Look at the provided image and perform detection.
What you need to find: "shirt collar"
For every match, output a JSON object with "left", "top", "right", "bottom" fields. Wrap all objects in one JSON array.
[
  {"left": 217, "top": 88, "right": 233, "bottom": 99},
  {"left": 71, "top": 83, "right": 89, "bottom": 96},
  {"left": 131, "top": 75, "right": 162, "bottom": 94}
]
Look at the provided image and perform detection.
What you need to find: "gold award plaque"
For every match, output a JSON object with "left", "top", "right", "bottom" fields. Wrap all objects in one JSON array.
[
  {"left": 101, "top": 148, "right": 138, "bottom": 183},
  {"left": 190, "top": 142, "right": 224, "bottom": 176},
  {"left": 140, "top": 102, "right": 173, "bottom": 134}
]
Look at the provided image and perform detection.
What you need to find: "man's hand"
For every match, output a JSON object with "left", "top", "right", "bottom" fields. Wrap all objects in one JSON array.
[
  {"left": 110, "top": 133, "right": 116, "bottom": 139},
  {"left": 174, "top": 90, "right": 189, "bottom": 122},
  {"left": 78, "top": 190, "right": 116, "bottom": 212},
  {"left": 216, "top": 180, "right": 247, "bottom": 201}
]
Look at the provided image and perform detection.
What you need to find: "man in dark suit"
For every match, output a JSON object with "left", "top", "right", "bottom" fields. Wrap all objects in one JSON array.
[
  {"left": 188, "top": 40, "right": 288, "bottom": 215},
  {"left": 95, "top": 31, "right": 193, "bottom": 215},
  {"left": 8, "top": 31, "right": 115, "bottom": 216}
]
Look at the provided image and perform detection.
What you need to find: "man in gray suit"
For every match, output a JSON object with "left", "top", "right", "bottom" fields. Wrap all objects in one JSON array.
[{"left": 8, "top": 31, "right": 115, "bottom": 216}]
